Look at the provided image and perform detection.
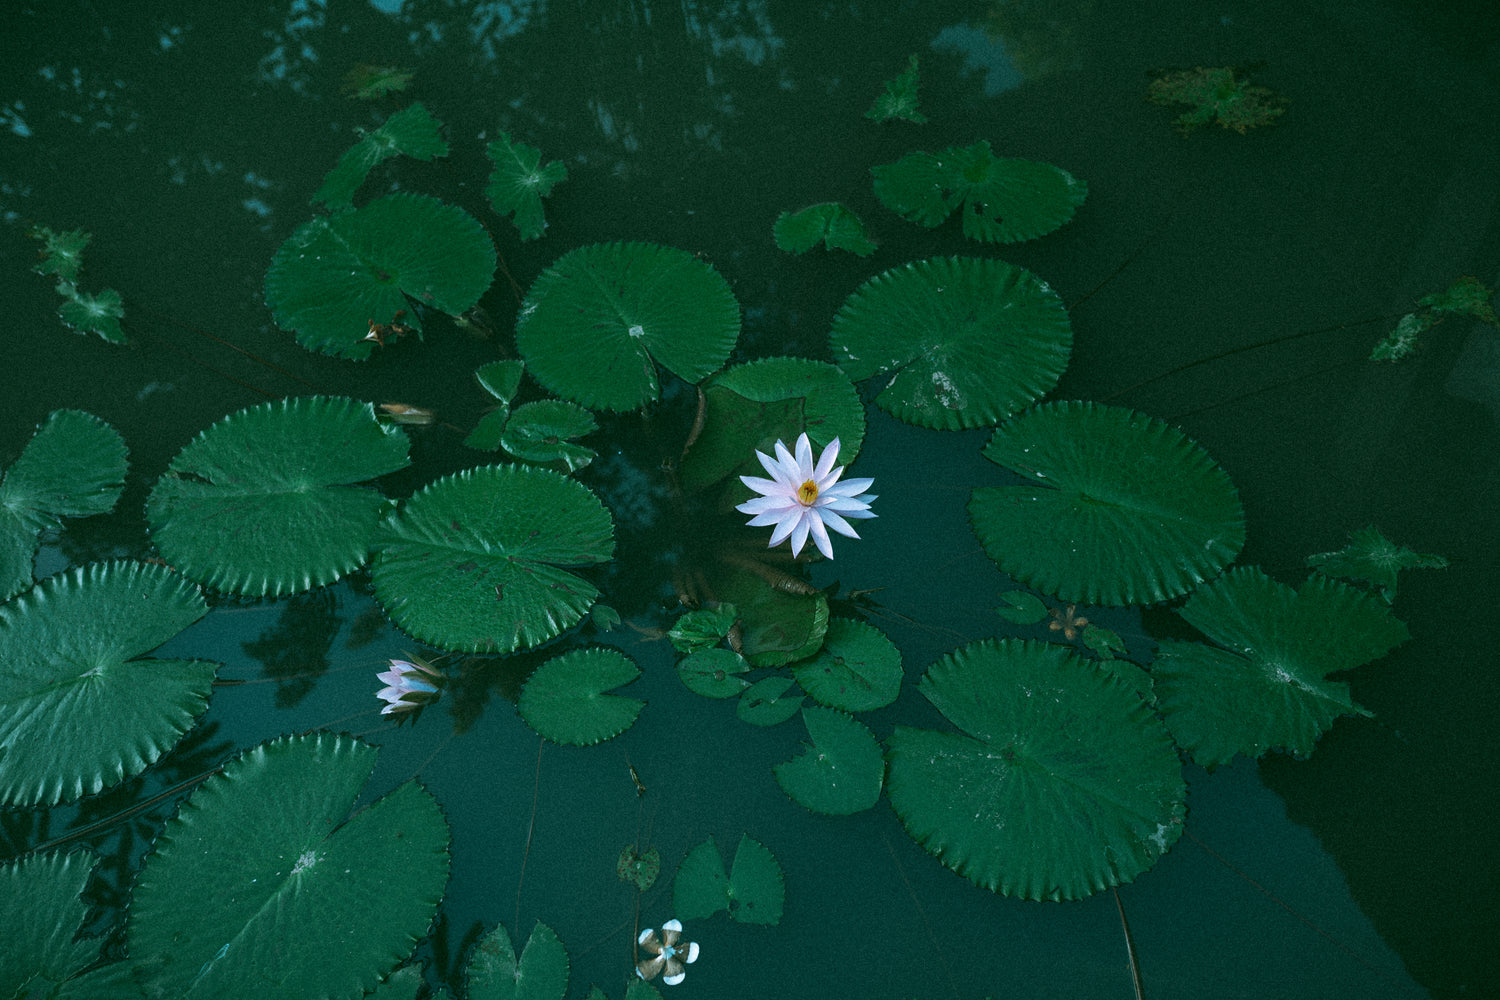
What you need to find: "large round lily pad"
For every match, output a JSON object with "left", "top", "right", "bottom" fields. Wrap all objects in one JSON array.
[
  {"left": 969, "top": 400, "right": 1244, "bottom": 605},
  {"left": 371, "top": 464, "right": 615, "bottom": 653},
  {"left": 146, "top": 396, "right": 411, "bottom": 598},
  {"left": 830, "top": 256, "right": 1072, "bottom": 430},
  {"left": 514, "top": 242, "right": 741, "bottom": 411},
  {"left": 129, "top": 732, "right": 450, "bottom": 1000},
  {"left": 886, "top": 638, "right": 1185, "bottom": 901},
  {"left": 0, "top": 560, "right": 214, "bottom": 807},
  {"left": 265, "top": 192, "right": 496, "bottom": 359}
]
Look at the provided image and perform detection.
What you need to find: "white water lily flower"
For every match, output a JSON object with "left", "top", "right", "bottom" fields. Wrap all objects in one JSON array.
[
  {"left": 736, "top": 433, "right": 876, "bottom": 559},
  {"left": 636, "top": 918, "right": 700, "bottom": 985},
  {"left": 375, "top": 656, "right": 443, "bottom": 717}
]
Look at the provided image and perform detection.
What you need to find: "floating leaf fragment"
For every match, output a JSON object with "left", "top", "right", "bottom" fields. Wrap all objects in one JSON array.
[
  {"left": 342, "top": 64, "right": 414, "bottom": 99},
  {"left": 1306, "top": 525, "right": 1448, "bottom": 603},
  {"left": 618, "top": 845, "right": 661, "bottom": 891},
  {"left": 866, "top": 54, "right": 927, "bottom": 123},
  {"left": 313, "top": 102, "right": 450, "bottom": 209}
]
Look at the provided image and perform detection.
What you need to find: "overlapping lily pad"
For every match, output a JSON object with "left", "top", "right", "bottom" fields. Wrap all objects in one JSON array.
[
  {"left": 773, "top": 706, "right": 884, "bottom": 814},
  {"left": 672, "top": 834, "right": 784, "bottom": 925},
  {"left": 872, "top": 141, "right": 1086, "bottom": 243},
  {"left": 465, "top": 921, "right": 569, "bottom": 1000},
  {"left": 518, "top": 648, "right": 643, "bottom": 745},
  {"left": 371, "top": 464, "right": 615, "bottom": 653},
  {"left": 1152, "top": 567, "right": 1410, "bottom": 767},
  {"left": 514, "top": 242, "right": 741, "bottom": 411},
  {"left": 313, "top": 103, "right": 450, "bottom": 209},
  {"left": 679, "top": 357, "right": 866, "bottom": 492},
  {"left": 886, "top": 639, "right": 1185, "bottom": 901},
  {"left": 265, "top": 192, "right": 497, "bottom": 359},
  {"left": 485, "top": 131, "right": 568, "bottom": 240},
  {"left": 147, "top": 396, "right": 411, "bottom": 597},
  {"left": 128, "top": 732, "right": 450, "bottom": 1000},
  {"left": 969, "top": 401, "right": 1244, "bottom": 605},
  {"left": 830, "top": 257, "right": 1072, "bottom": 430},
  {"left": 500, "top": 399, "right": 597, "bottom": 471},
  {"left": 0, "top": 561, "right": 214, "bottom": 807},
  {"left": 0, "top": 409, "right": 128, "bottom": 602}
]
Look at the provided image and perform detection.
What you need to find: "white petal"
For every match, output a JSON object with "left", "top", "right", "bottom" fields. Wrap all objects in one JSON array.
[
  {"left": 817, "top": 508, "right": 862, "bottom": 539},
  {"left": 663, "top": 969, "right": 686, "bottom": 986},
  {"left": 638, "top": 928, "right": 656, "bottom": 946},
  {"left": 738, "top": 495, "right": 794, "bottom": 517},
  {"left": 793, "top": 433, "right": 814, "bottom": 475},
  {"left": 788, "top": 515, "right": 812, "bottom": 556},
  {"left": 662, "top": 918, "right": 682, "bottom": 937},
  {"left": 685, "top": 941, "right": 700, "bottom": 963},
  {"left": 825, "top": 476, "right": 874, "bottom": 496},
  {"left": 808, "top": 514, "right": 835, "bottom": 558},
  {"left": 813, "top": 436, "right": 841, "bottom": 480},
  {"left": 738, "top": 474, "right": 785, "bottom": 497},
  {"left": 767, "top": 511, "right": 801, "bottom": 547}
]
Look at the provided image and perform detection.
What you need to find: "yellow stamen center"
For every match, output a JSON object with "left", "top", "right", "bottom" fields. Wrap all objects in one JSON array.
[{"left": 796, "top": 479, "right": 819, "bottom": 505}]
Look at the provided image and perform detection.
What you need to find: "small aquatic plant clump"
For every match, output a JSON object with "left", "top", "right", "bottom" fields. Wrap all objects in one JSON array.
[{"left": 1146, "top": 66, "right": 1288, "bottom": 133}]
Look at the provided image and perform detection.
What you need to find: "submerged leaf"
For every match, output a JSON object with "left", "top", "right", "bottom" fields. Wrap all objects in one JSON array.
[
  {"left": 773, "top": 706, "right": 884, "bottom": 815},
  {"left": 29, "top": 225, "right": 90, "bottom": 283},
  {"left": 865, "top": 54, "right": 927, "bottom": 123},
  {"left": 1146, "top": 66, "right": 1288, "bottom": 133},
  {"left": 872, "top": 141, "right": 1086, "bottom": 243},
  {"left": 56, "top": 285, "right": 127, "bottom": 343},
  {"left": 970, "top": 401, "right": 1244, "bottom": 605},
  {"left": 772, "top": 203, "right": 876, "bottom": 256},
  {"left": 371, "top": 464, "right": 614, "bottom": 654},
  {"left": 515, "top": 242, "right": 740, "bottom": 411},
  {"left": 518, "top": 648, "right": 643, "bottom": 745},
  {"left": 831, "top": 257, "right": 1072, "bottom": 430},
  {"left": 146, "top": 396, "right": 411, "bottom": 597},
  {"left": 485, "top": 132, "right": 568, "bottom": 240},
  {"left": 1153, "top": 567, "right": 1410, "bottom": 767},
  {"left": 129, "top": 732, "right": 450, "bottom": 1000},
  {"left": 1306, "top": 525, "right": 1448, "bottom": 603},
  {"left": 313, "top": 103, "right": 450, "bottom": 209},
  {"left": 886, "top": 639, "right": 1185, "bottom": 900},
  {"left": 0, "top": 561, "right": 214, "bottom": 808},
  {"left": 342, "top": 64, "right": 414, "bottom": 99},
  {"left": 0, "top": 409, "right": 128, "bottom": 602},
  {"left": 265, "top": 193, "right": 497, "bottom": 359}
]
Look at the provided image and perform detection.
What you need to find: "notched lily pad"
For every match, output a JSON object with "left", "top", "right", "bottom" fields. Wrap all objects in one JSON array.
[
  {"left": 831, "top": 257, "right": 1072, "bottom": 430},
  {"left": 676, "top": 647, "right": 752, "bottom": 698},
  {"left": 791, "top": 617, "right": 902, "bottom": 711},
  {"left": 773, "top": 203, "right": 876, "bottom": 257},
  {"left": 465, "top": 921, "right": 569, "bottom": 1000},
  {"left": 773, "top": 706, "right": 884, "bottom": 815},
  {"left": 672, "top": 834, "right": 784, "bottom": 925},
  {"left": 518, "top": 647, "right": 643, "bottom": 745}
]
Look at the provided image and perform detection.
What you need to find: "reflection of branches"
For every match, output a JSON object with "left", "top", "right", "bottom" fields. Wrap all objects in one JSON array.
[{"left": 241, "top": 587, "right": 340, "bottom": 708}]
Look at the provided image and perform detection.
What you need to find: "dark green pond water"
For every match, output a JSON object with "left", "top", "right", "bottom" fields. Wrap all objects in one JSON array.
[{"left": 3, "top": 2, "right": 1497, "bottom": 998}]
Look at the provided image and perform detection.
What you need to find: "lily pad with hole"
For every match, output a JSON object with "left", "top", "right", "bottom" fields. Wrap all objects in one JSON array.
[
  {"left": 514, "top": 242, "right": 741, "bottom": 411},
  {"left": 672, "top": 834, "right": 784, "bottom": 925},
  {"left": 518, "top": 648, "right": 643, "bottom": 745},
  {"left": 0, "top": 560, "right": 214, "bottom": 808},
  {"left": 313, "top": 103, "right": 450, "bottom": 210},
  {"left": 772, "top": 203, "right": 877, "bottom": 256},
  {"left": 0, "top": 851, "right": 102, "bottom": 992},
  {"left": 679, "top": 357, "right": 867, "bottom": 493},
  {"left": 371, "top": 464, "right": 614, "bottom": 654},
  {"left": 146, "top": 396, "right": 411, "bottom": 598},
  {"left": 830, "top": 256, "right": 1072, "bottom": 430},
  {"left": 0, "top": 409, "right": 128, "bottom": 602},
  {"left": 969, "top": 401, "right": 1244, "bottom": 605},
  {"left": 1152, "top": 567, "right": 1410, "bottom": 767},
  {"left": 128, "top": 732, "right": 450, "bottom": 1000},
  {"left": 886, "top": 638, "right": 1185, "bottom": 901},
  {"left": 465, "top": 921, "right": 569, "bottom": 1000},
  {"left": 265, "top": 193, "right": 497, "bottom": 359},
  {"left": 872, "top": 141, "right": 1086, "bottom": 243},
  {"left": 791, "top": 617, "right": 902, "bottom": 711},
  {"left": 485, "top": 131, "right": 568, "bottom": 241},
  {"left": 773, "top": 706, "right": 884, "bottom": 815}
]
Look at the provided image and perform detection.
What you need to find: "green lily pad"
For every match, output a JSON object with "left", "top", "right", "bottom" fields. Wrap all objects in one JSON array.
[
  {"left": 1306, "top": 525, "right": 1448, "bottom": 603},
  {"left": 475, "top": 360, "right": 527, "bottom": 403},
  {"left": 791, "top": 617, "right": 902, "bottom": 711},
  {"left": 872, "top": 140, "right": 1086, "bottom": 243},
  {"left": 676, "top": 647, "right": 752, "bottom": 698},
  {"left": 1152, "top": 567, "right": 1410, "bottom": 767},
  {"left": 773, "top": 706, "right": 884, "bottom": 815},
  {"left": 886, "top": 638, "right": 1185, "bottom": 901},
  {"left": 969, "top": 401, "right": 1244, "bottom": 605},
  {"left": 718, "top": 572, "right": 829, "bottom": 668},
  {"left": 995, "top": 590, "right": 1048, "bottom": 625},
  {"left": 485, "top": 131, "right": 568, "bottom": 241},
  {"left": 668, "top": 604, "right": 739, "bottom": 653},
  {"left": 514, "top": 242, "right": 741, "bottom": 411},
  {"left": 371, "top": 464, "right": 615, "bottom": 654},
  {"left": 501, "top": 400, "right": 598, "bottom": 472},
  {"left": 0, "top": 560, "right": 214, "bottom": 808},
  {"left": 265, "top": 192, "right": 497, "bottom": 359},
  {"left": 518, "top": 648, "right": 643, "bottom": 745},
  {"left": 672, "top": 834, "right": 784, "bottom": 925},
  {"left": 128, "top": 732, "right": 451, "bottom": 1000},
  {"left": 679, "top": 357, "right": 866, "bottom": 492},
  {"left": 736, "top": 676, "right": 804, "bottom": 726},
  {"left": 0, "top": 409, "right": 128, "bottom": 602},
  {"left": 146, "top": 396, "right": 411, "bottom": 597},
  {"left": 866, "top": 54, "right": 927, "bottom": 124},
  {"left": 0, "top": 851, "right": 102, "bottom": 992},
  {"left": 830, "top": 257, "right": 1072, "bottom": 430},
  {"left": 313, "top": 103, "right": 450, "bottom": 209},
  {"left": 465, "top": 921, "right": 569, "bottom": 1000},
  {"left": 772, "top": 203, "right": 877, "bottom": 256},
  {"left": 617, "top": 845, "right": 661, "bottom": 891}
]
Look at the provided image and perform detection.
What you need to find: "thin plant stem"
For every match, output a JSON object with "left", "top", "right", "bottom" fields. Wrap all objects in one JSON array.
[
  {"left": 1113, "top": 887, "right": 1145, "bottom": 1000},
  {"left": 515, "top": 735, "right": 545, "bottom": 935}
]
